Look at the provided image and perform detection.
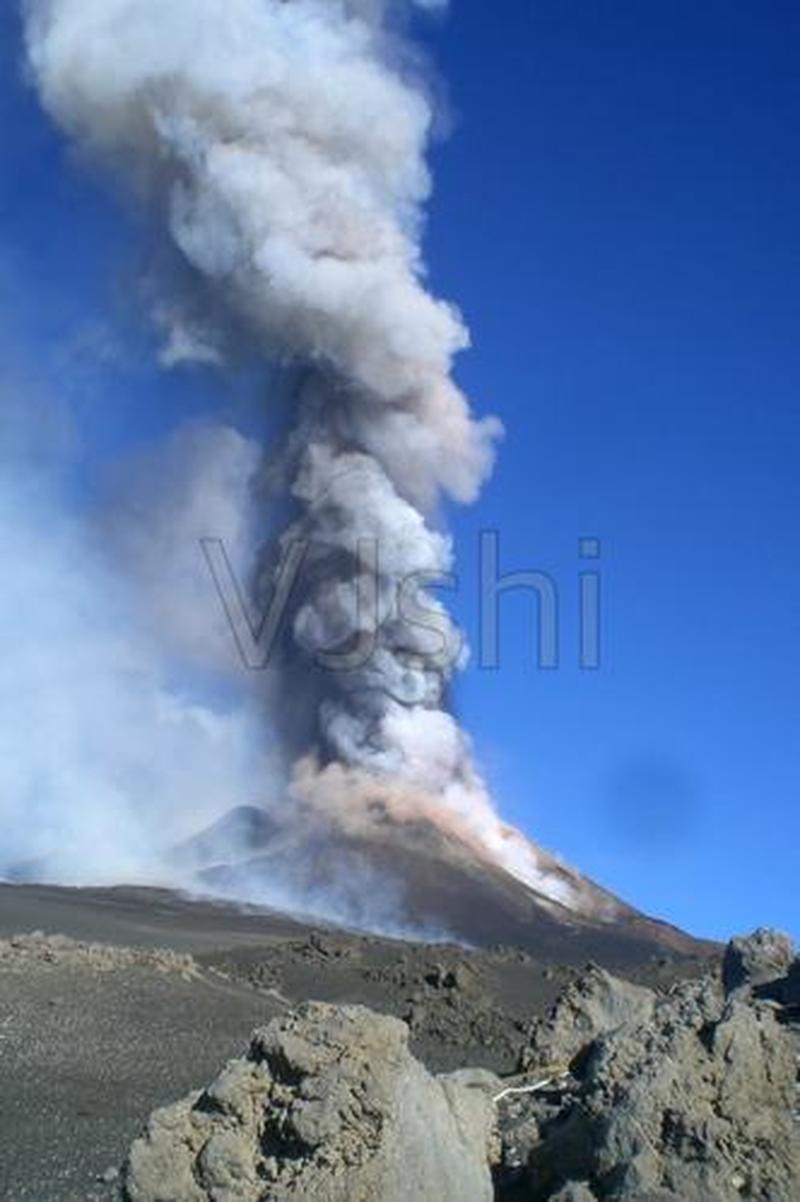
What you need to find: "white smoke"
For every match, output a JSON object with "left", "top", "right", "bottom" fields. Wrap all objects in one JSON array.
[
  {"left": 20, "top": 0, "right": 577, "bottom": 908},
  {"left": 0, "top": 432, "right": 269, "bottom": 885},
  {"left": 24, "top": 0, "right": 497, "bottom": 501},
  {"left": 100, "top": 421, "right": 261, "bottom": 670}
]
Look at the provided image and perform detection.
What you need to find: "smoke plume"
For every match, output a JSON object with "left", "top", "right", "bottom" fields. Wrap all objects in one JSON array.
[
  {"left": 18, "top": 0, "right": 576, "bottom": 909},
  {"left": 0, "top": 388, "right": 270, "bottom": 883}
]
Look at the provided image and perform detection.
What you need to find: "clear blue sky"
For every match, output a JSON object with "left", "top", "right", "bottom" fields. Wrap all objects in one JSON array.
[{"left": 2, "top": 2, "right": 799, "bottom": 940}]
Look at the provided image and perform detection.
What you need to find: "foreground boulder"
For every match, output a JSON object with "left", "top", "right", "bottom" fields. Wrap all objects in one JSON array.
[
  {"left": 121, "top": 1002, "right": 496, "bottom": 1202},
  {"left": 498, "top": 934, "right": 800, "bottom": 1200}
]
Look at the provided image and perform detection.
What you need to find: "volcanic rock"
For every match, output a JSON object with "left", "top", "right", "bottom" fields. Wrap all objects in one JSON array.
[
  {"left": 722, "top": 927, "right": 795, "bottom": 996},
  {"left": 518, "top": 964, "right": 655, "bottom": 1075},
  {"left": 496, "top": 932, "right": 800, "bottom": 1201},
  {"left": 121, "top": 1002, "right": 497, "bottom": 1202},
  {"left": 784, "top": 957, "right": 800, "bottom": 1007}
]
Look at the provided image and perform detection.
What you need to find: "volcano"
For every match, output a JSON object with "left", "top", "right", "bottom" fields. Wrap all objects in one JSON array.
[{"left": 179, "top": 806, "right": 710, "bottom": 967}]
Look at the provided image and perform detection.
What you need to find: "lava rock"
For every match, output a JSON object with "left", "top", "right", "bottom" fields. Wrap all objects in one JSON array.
[
  {"left": 121, "top": 1003, "right": 497, "bottom": 1202},
  {"left": 722, "top": 928, "right": 795, "bottom": 997},
  {"left": 781, "top": 957, "right": 800, "bottom": 1007},
  {"left": 499, "top": 958, "right": 800, "bottom": 1201},
  {"left": 518, "top": 963, "right": 655, "bottom": 1074}
]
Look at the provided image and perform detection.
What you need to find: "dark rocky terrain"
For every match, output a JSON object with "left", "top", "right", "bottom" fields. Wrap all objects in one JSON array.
[
  {"left": 116, "top": 929, "right": 800, "bottom": 1202},
  {"left": 495, "top": 931, "right": 800, "bottom": 1200},
  {"left": 0, "top": 879, "right": 714, "bottom": 1201},
  {"left": 2, "top": 846, "right": 795, "bottom": 1202}
]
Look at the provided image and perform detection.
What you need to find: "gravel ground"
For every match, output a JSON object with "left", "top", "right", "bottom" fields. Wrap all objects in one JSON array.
[
  {"left": 0, "top": 883, "right": 713, "bottom": 1201},
  {"left": 0, "top": 946, "right": 282, "bottom": 1201}
]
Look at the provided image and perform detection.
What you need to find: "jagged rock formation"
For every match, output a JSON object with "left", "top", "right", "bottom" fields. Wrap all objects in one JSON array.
[
  {"left": 121, "top": 1003, "right": 497, "bottom": 1202},
  {"left": 722, "top": 927, "right": 795, "bottom": 995},
  {"left": 117, "top": 930, "right": 799, "bottom": 1202},
  {"left": 496, "top": 930, "right": 800, "bottom": 1201},
  {"left": 517, "top": 965, "right": 655, "bottom": 1076}
]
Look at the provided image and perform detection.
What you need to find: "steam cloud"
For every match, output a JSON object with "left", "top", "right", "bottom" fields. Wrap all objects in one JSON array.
[
  {"left": 15, "top": 0, "right": 577, "bottom": 911},
  {"left": 0, "top": 401, "right": 270, "bottom": 884}
]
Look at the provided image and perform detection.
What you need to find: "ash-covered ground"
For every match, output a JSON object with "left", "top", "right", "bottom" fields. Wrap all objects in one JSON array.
[{"left": 0, "top": 882, "right": 714, "bottom": 1202}]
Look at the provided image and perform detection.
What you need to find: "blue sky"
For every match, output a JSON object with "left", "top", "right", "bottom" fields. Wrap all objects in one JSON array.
[{"left": 3, "top": 1, "right": 799, "bottom": 940}]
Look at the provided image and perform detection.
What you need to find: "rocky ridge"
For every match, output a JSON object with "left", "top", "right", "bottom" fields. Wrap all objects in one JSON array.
[
  {"left": 496, "top": 928, "right": 800, "bottom": 1200},
  {"left": 119, "top": 929, "right": 800, "bottom": 1202}
]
